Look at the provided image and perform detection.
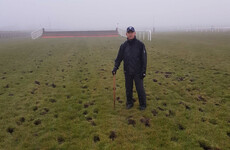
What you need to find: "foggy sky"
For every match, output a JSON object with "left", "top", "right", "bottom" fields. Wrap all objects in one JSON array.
[{"left": 0, "top": 0, "right": 230, "bottom": 31}]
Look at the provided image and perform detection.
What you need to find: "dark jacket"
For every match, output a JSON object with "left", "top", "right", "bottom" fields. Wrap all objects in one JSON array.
[{"left": 113, "top": 36, "right": 147, "bottom": 75}]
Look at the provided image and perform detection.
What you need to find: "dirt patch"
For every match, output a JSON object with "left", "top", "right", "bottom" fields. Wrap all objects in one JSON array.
[
  {"left": 109, "top": 131, "right": 117, "bottom": 141},
  {"left": 127, "top": 118, "right": 136, "bottom": 126},
  {"left": 209, "top": 119, "right": 218, "bottom": 125},
  {"left": 140, "top": 117, "right": 150, "bottom": 127},
  {"left": 49, "top": 99, "right": 56, "bottom": 103},
  {"left": 152, "top": 79, "right": 158, "bottom": 82},
  {"left": 31, "top": 88, "right": 37, "bottom": 94},
  {"left": 93, "top": 109, "right": 98, "bottom": 114},
  {"left": 40, "top": 108, "right": 49, "bottom": 115},
  {"left": 84, "top": 103, "right": 89, "bottom": 108},
  {"left": 94, "top": 135, "right": 100, "bottom": 142},
  {"left": 34, "top": 119, "right": 41, "bottom": 125},
  {"left": 34, "top": 81, "right": 40, "bottom": 85},
  {"left": 176, "top": 76, "right": 185, "bottom": 81},
  {"left": 197, "top": 95, "right": 206, "bottom": 102},
  {"left": 33, "top": 106, "right": 38, "bottom": 111},
  {"left": 7, "top": 127, "right": 14, "bottom": 134},
  {"left": 151, "top": 109, "right": 158, "bottom": 116},
  {"left": 166, "top": 110, "right": 175, "bottom": 117},
  {"left": 51, "top": 83, "right": 56, "bottom": 88},
  {"left": 57, "top": 136, "right": 65, "bottom": 144},
  {"left": 83, "top": 110, "right": 88, "bottom": 115},
  {"left": 198, "top": 140, "right": 220, "bottom": 150},
  {"left": 4, "top": 84, "right": 9, "bottom": 88},
  {"left": 86, "top": 117, "right": 92, "bottom": 121},
  {"left": 227, "top": 132, "right": 230, "bottom": 137},
  {"left": 199, "top": 108, "right": 204, "bottom": 112},
  {"left": 81, "top": 85, "right": 88, "bottom": 89},
  {"left": 157, "top": 107, "right": 165, "bottom": 111},
  {"left": 91, "top": 121, "right": 96, "bottom": 126},
  {"left": 170, "top": 136, "right": 178, "bottom": 142},
  {"left": 178, "top": 124, "right": 185, "bottom": 130}
]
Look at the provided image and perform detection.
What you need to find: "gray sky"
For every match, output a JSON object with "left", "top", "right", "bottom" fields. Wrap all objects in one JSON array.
[{"left": 0, "top": 0, "right": 230, "bottom": 31}]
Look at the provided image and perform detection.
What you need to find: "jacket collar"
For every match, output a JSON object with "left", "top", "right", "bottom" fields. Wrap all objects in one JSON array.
[{"left": 127, "top": 36, "right": 137, "bottom": 44}]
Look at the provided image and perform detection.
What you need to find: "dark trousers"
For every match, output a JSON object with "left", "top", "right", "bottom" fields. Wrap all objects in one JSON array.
[{"left": 124, "top": 73, "right": 146, "bottom": 107}]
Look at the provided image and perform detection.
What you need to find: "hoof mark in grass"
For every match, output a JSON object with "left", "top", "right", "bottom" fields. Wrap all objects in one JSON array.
[
  {"left": 49, "top": 99, "right": 56, "bottom": 103},
  {"left": 34, "top": 81, "right": 40, "bottom": 85},
  {"left": 151, "top": 109, "right": 158, "bottom": 116},
  {"left": 34, "top": 119, "right": 41, "bottom": 125},
  {"left": 83, "top": 110, "right": 88, "bottom": 115},
  {"left": 140, "top": 117, "right": 150, "bottom": 127},
  {"left": 227, "top": 132, "right": 230, "bottom": 138},
  {"left": 166, "top": 110, "right": 175, "bottom": 117},
  {"left": 127, "top": 118, "right": 136, "bottom": 127},
  {"left": 4, "top": 84, "right": 9, "bottom": 88},
  {"left": 198, "top": 140, "right": 220, "bottom": 150},
  {"left": 51, "top": 83, "right": 56, "bottom": 88},
  {"left": 197, "top": 95, "right": 206, "bottom": 102},
  {"left": 33, "top": 106, "right": 38, "bottom": 111},
  {"left": 57, "top": 136, "right": 65, "bottom": 144},
  {"left": 170, "top": 136, "right": 178, "bottom": 142},
  {"left": 153, "top": 79, "right": 158, "bottom": 82},
  {"left": 178, "top": 124, "right": 185, "bottom": 130},
  {"left": 94, "top": 135, "right": 100, "bottom": 142},
  {"left": 7, "top": 127, "right": 14, "bottom": 134},
  {"left": 109, "top": 131, "right": 117, "bottom": 141},
  {"left": 86, "top": 117, "right": 92, "bottom": 121},
  {"left": 91, "top": 121, "right": 96, "bottom": 126},
  {"left": 157, "top": 107, "right": 164, "bottom": 111},
  {"left": 40, "top": 108, "right": 49, "bottom": 115},
  {"left": 84, "top": 103, "right": 89, "bottom": 108},
  {"left": 209, "top": 119, "right": 218, "bottom": 125}
]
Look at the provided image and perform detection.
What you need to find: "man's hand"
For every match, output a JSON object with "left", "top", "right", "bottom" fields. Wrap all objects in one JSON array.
[
  {"left": 112, "top": 68, "right": 117, "bottom": 75},
  {"left": 140, "top": 72, "right": 146, "bottom": 79}
]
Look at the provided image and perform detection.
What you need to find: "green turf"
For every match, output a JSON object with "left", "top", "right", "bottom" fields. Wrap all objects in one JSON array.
[{"left": 0, "top": 32, "right": 229, "bottom": 150}]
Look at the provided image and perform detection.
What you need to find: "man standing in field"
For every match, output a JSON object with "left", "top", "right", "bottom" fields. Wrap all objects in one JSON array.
[{"left": 112, "top": 26, "right": 147, "bottom": 110}]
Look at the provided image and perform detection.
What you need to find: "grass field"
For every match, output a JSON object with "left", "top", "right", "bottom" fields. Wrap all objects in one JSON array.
[{"left": 0, "top": 32, "right": 229, "bottom": 150}]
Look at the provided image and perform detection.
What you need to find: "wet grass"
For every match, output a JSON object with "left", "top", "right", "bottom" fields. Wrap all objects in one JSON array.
[{"left": 0, "top": 32, "right": 229, "bottom": 149}]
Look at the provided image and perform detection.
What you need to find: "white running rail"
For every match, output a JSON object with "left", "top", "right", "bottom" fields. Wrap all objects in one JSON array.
[
  {"left": 117, "top": 28, "right": 151, "bottom": 41},
  {"left": 31, "top": 28, "right": 43, "bottom": 39}
]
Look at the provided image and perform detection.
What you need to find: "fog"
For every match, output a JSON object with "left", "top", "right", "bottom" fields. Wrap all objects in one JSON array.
[{"left": 0, "top": 0, "right": 230, "bottom": 31}]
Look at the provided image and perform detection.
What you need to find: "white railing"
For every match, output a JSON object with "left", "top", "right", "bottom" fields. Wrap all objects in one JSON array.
[
  {"left": 31, "top": 28, "right": 43, "bottom": 39},
  {"left": 117, "top": 28, "right": 151, "bottom": 41}
]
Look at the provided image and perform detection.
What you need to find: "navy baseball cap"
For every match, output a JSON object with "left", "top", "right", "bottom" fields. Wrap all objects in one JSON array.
[{"left": 127, "top": 26, "right": 135, "bottom": 32}]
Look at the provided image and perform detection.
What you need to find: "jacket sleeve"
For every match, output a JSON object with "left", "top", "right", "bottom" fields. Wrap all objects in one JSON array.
[
  {"left": 114, "top": 43, "right": 124, "bottom": 70},
  {"left": 141, "top": 43, "right": 147, "bottom": 73}
]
